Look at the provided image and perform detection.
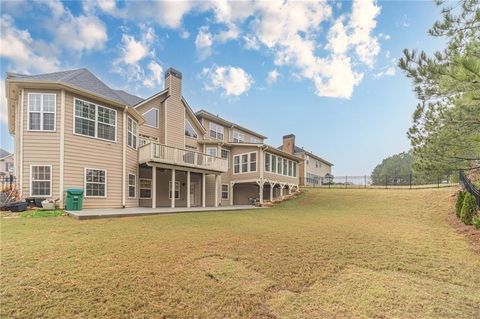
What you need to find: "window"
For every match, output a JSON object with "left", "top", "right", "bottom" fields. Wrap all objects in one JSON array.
[
  {"left": 143, "top": 108, "right": 158, "bottom": 128},
  {"left": 85, "top": 168, "right": 106, "bottom": 197},
  {"left": 209, "top": 122, "right": 224, "bottom": 140},
  {"left": 128, "top": 173, "right": 136, "bottom": 198},
  {"left": 251, "top": 137, "right": 260, "bottom": 143},
  {"left": 233, "top": 131, "right": 244, "bottom": 143},
  {"left": 127, "top": 117, "right": 138, "bottom": 149},
  {"left": 207, "top": 147, "right": 217, "bottom": 157},
  {"left": 234, "top": 155, "right": 240, "bottom": 174},
  {"left": 139, "top": 179, "right": 152, "bottom": 198},
  {"left": 293, "top": 162, "right": 297, "bottom": 177},
  {"left": 28, "top": 93, "right": 56, "bottom": 131},
  {"left": 283, "top": 159, "right": 287, "bottom": 176},
  {"left": 6, "top": 162, "right": 14, "bottom": 173},
  {"left": 264, "top": 153, "right": 271, "bottom": 172},
  {"left": 277, "top": 157, "right": 282, "bottom": 175},
  {"left": 288, "top": 160, "right": 293, "bottom": 176},
  {"left": 185, "top": 119, "right": 198, "bottom": 138},
  {"left": 169, "top": 181, "right": 180, "bottom": 199},
  {"left": 233, "top": 152, "right": 257, "bottom": 174},
  {"left": 249, "top": 152, "right": 257, "bottom": 172},
  {"left": 30, "top": 165, "right": 51, "bottom": 196},
  {"left": 221, "top": 149, "right": 230, "bottom": 167},
  {"left": 222, "top": 184, "right": 229, "bottom": 200},
  {"left": 271, "top": 155, "right": 277, "bottom": 174},
  {"left": 306, "top": 155, "right": 310, "bottom": 165},
  {"left": 74, "top": 99, "right": 116, "bottom": 142}
]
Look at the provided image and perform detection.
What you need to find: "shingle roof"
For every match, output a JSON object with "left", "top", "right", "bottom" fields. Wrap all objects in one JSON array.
[
  {"left": 0, "top": 148, "right": 12, "bottom": 159},
  {"left": 277, "top": 145, "right": 333, "bottom": 166},
  {"left": 8, "top": 69, "right": 144, "bottom": 106}
]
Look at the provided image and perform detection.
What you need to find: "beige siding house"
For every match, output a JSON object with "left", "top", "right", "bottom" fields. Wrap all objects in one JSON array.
[
  {"left": 0, "top": 149, "right": 14, "bottom": 177},
  {"left": 6, "top": 67, "right": 300, "bottom": 210},
  {"left": 279, "top": 134, "right": 333, "bottom": 186}
]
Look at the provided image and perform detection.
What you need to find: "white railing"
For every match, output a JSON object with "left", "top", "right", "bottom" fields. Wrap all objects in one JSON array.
[{"left": 138, "top": 142, "right": 228, "bottom": 172}]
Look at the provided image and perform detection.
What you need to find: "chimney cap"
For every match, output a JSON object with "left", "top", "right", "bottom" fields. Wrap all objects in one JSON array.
[
  {"left": 165, "top": 67, "right": 182, "bottom": 80},
  {"left": 283, "top": 134, "right": 295, "bottom": 139}
]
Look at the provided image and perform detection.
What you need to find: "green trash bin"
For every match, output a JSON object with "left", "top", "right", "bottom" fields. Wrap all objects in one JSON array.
[{"left": 65, "top": 188, "right": 84, "bottom": 211}]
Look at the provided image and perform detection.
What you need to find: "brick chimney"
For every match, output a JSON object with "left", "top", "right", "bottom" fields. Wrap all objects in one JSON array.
[{"left": 282, "top": 134, "right": 295, "bottom": 154}]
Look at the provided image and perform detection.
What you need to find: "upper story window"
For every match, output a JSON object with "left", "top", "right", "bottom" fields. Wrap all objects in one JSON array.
[
  {"left": 185, "top": 119, "right": 198, "bottom": 138},
  {"left": 265, "top": 153, "right": 271, "bottom": 172},
  {"left": 233, "top": 152, "right": 257, "bottom": 174},
  {"left": 221, "top": 148, "right": 230, "bottom": 167},
  {"left": 233, "top": 131, "right": 244, "bottom": 143},
  {"left": 143, "top": 108, "right": 159, "bottom": 128},
  {"left": 28, "top": 93, "right": 56, "bottom": 131},
  {"left": 127, "top": 117, "right": 138, "bottom": 149},
  {"left": 207, "top": 147, "right": 217, "bottom": 157},
  {"left": 209, "top": 122, "right": 224, "bottom": 140},
  {"left": 251, "top": 137, "right": 261, "bottom": 143},
  {"left": 74, "top": 98, "right": 116, "bottom": 142}
]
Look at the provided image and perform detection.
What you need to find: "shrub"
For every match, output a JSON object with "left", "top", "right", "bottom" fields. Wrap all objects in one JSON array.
[
  {"left": 460, "top": 193, "right": 477, "bottom": 225},
  {"left": 473, "top": 215, "right": 480, "bottom": 230},
  {"left": 455, "top": 191, "right": 466, "bottom": 218}
]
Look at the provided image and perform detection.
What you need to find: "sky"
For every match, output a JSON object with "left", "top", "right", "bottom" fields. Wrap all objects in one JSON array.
[{"left": 0, "top": 0, "right": 446, "bottom": 175}]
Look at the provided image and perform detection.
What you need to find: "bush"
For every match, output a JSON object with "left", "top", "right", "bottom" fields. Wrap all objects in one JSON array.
[
  {"left": 473, "top": 215, "right": 480, "bottom": 230},
  {"left": 460, "top": 193, "right": 477, "bottom": 225},
  {"left": 455, "top": 191, "right": 466, "bottom": 218}
]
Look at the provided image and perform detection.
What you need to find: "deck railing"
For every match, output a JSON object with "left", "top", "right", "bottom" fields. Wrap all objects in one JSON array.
[{"left": 138, "top": 142, "right": 228, "bottom": 172}]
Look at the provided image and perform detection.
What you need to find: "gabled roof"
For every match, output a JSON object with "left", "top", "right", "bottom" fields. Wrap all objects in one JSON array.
[
  {"left": 0, "top": 148, "right": 12, "bottom": 159},
  {"left": 7, "top": 68, "right": 143, "bottom": 107},
  {"left": 195, "top": 109, "right": 267, "bottom": 139},
  {"left": 277, "top": 145, "right": 333, "bottom": 166}
]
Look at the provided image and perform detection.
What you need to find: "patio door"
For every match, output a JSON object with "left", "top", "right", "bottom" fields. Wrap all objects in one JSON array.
[{"left": 190, "top": 183, "right": 196, "bottom": 206}]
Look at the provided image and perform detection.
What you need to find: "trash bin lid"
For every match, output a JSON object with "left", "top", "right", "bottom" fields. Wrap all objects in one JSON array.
[{"left": 66, "top": 188, "right": 84, "bottom": 195}]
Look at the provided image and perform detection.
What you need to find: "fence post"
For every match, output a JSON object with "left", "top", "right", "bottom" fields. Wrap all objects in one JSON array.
[
  {"left": 409, "top": 173, "right": 412, "bottom": 189},
  {"left": 9, "top": 175, "right": 13, "bottom": 189}
]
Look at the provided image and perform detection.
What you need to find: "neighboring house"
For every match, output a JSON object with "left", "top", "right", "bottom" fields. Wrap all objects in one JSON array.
[
  {"left": 6, "top": 67, "right": 299, "bottom": 209},
  {"left": 0, "top": 149, "right": 14, "bottom": 176},
  {"left": 279, "top": 134, "right": 333, "bottom": 186}
]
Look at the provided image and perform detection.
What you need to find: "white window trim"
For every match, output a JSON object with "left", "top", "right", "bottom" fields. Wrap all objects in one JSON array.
[
  {"left": 127, "top": 116, "right": 138, "bottom": 150},
  {"left": 139, "top": 178, "right": 152, "bottom": 199},
  {"left": 185, "top": 118, "right": 198, "bottom": 139},
  {"left": 27, "top": 93, "right": 56, "bottom": 132},
  {"left": 29, "top": 164, "right": 52, "bottom": 197},
  {"left": 73, "top": 98, "right": 117, "bottom": 143},
  {"left": 128, "top": 173, "right": 136, "bottom": 199},
  {"left": 143, "top": 108, "right": 159, "bottom": 128},
  {"left": 221, "top": 184, "right": 229, "bottom": 200},
  {"left": 233, "top": 151, "right": 258, "bottom": 175},
  {"left": 265, "top": 152, "right": 298, "bottom": 177},
  {"left": 206, "top": 146, "right": 218, "bottom": 157},
  {"left": 209, "top": 122, "right": 224, "bottom": 140},
  {"left": 233, "top": 130, "right": 244, "bottom": 143},
  {"left": 221, "top": 148, "right": 230, "bottom": 168},
  {"left": 169, "top": 181, "right": 180, "bottom": 200},
  {"left": 84, "top": 168, "right": 107, "bottom": 198}
]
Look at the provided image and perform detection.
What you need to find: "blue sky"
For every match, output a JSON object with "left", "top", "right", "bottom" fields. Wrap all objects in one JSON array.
[{"left": 0, "top": 0, "right": 445, "bottom": 175}]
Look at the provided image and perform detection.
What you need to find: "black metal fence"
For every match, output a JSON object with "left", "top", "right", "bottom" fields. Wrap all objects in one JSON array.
[
  {"left": 459, "top": 169, "right": 480, "bottom": 208},
  {"left": 0, "top": 175, "right": 16, "bottom": 190},
  {"left": 301, "top": 173, "right": 459, "bottom": 189}
]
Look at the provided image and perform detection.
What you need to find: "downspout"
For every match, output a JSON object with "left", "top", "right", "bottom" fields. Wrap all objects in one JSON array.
[
  {"left": 19, "top": 89, "right": 24, "bottom": 195},
  {"left": 122, "top": 108, "right": 127, "bottom": 208},
  {"left": 59, "top": 90, "right": 65, "bottom": 208}
]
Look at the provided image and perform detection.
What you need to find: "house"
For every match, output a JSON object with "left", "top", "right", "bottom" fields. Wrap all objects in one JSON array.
[
  {"left": 5, "top": 67, "right": 299, "bottom": 209},
  {"left": 0, "top": 148, "right": 14, "bottom": 177},
  {"left": 279, "top": 134, "right": 333, "bottom": 186}
]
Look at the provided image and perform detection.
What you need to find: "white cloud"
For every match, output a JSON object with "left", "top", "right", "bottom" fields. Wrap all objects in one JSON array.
[
  {"left": 195, "top": 26, "right": 213, "bottom": 59},
  {"left": 266, "top": 69, "right": 279, "bottom": 84},
  {"left": 202, "top": 65, "right": 253, "bottom": 96},
  {"left": 243, "top": 35, "right": 260, "bottom": 50},
  {"left": 0, "top": 80, "right": 8, "bottom": 124},
  {"left": 0, "top": 14, "right": 59, "bottom": 73},
  {"left": 143, "top": 61, "right": 164, "bottom": 88},
  {"left": 121, "top": 34, "right": 148, "bottom": 64},
  {"left": 374, "top": 66, "right": 396, "bottom": 79},
  {"left": 179, "top": 29, "right": 190, "bottom": 39}
]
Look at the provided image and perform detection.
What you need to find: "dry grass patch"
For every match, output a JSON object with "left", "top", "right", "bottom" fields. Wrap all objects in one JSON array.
[{"left": 1, "top": 188, "right": 479, "bottom": 318}]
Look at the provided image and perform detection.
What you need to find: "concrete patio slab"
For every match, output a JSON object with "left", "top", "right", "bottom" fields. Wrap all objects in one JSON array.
[{"left": 66, "top": 205, "right": 263, "bottom": 220}]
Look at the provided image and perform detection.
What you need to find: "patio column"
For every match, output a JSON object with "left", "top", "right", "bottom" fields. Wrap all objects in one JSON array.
[
  {"left": 152, "top": 166, "right": 156, "bottom": 209},
  {"left": 186, "top": 171, "right": 191, "bottom": 208},
  {"left": 258, "top": 179, "right": 264, "bottom": 204},
  {"left": 288, "top": 185, "right": 292, "bottom": 195},
  {"left": 270, "top": 183, "right": 274, "bottom": 202},
  {"left": 214, "top": 174, "right": 219, "bottom": 207},
  {"left": 280, "top": 184, "right": 284, "bottom": 199},
  {"left": 202, "top": 173, "right": 206, "bottom": 207},
  {"left": 230, "top": 182, "right": 235, "bottom": 206},
  {"left": 171, "top": 169, "right": 176, "bottom": 208}
]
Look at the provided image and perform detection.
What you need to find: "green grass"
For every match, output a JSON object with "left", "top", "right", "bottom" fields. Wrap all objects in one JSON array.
[
  {"left": 19, "top": 210, "right": 64, "bottom": 218},
  {"left": 1, "top": 188, "right": 479, "bottom": 318}
]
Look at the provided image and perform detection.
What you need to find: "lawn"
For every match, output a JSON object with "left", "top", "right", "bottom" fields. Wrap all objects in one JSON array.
[{"left": 1, "top": 188, "right": 479, "bottom": 318}]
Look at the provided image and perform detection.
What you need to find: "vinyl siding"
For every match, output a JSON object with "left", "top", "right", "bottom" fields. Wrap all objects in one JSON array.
[
  {"left": 165, "top": 76, "right": 184, "bottom": 148},
  {"left": 136, "top": 97, "right": 165, "bottom": 144}
]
